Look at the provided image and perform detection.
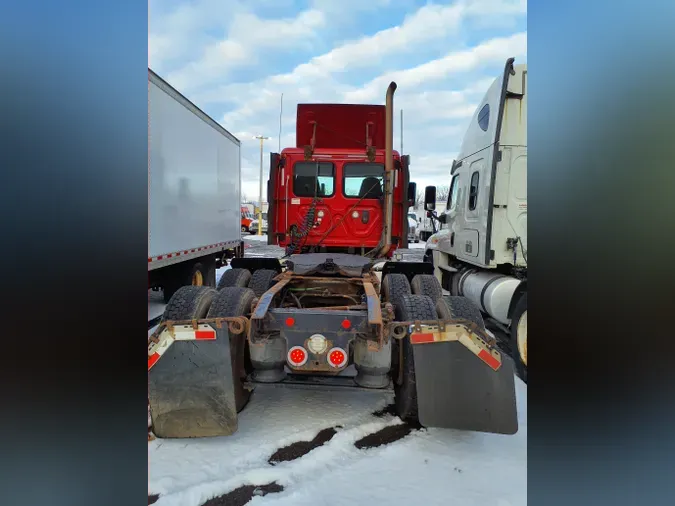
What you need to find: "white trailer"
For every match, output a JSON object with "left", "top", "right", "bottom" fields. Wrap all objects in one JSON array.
[
  {"left": 424, "top": 58, "right": 527, "bottom": 380},
  {"left": 148, "top": 69, "right": 243, "bottom": 302}
]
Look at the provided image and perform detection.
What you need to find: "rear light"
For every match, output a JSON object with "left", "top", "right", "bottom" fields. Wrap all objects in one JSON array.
[
  {"left": 327, "top": 347, "right": 347, "bottom": 368},
  {"left": 287, "top": 346, "right": 308, "bottom": 367},
  {"left": 285, "top": 317, "right": 295, "bottom": 327},
  {"left": 341, "top": 319, "right": 351, "bottom": 330},
  {"left": 307, "top": 334, "right": 328, "bottom": 354}
]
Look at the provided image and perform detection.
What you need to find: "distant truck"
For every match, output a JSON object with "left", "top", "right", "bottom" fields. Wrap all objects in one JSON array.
[
  {"left": 416, "top": 202, "right": 446, "bottom": 241},
  {"left": 241, "top": 204, "right": 255, "bottom": 233},
  {"left": 424, "top": 58, "right": 527, "bottom": 379},
  {"left": 148, "top": 69, "right": 243, "bottom": 303},
  {"left": 242, "top": 202, "right": 269, "bottom": 234},
  {"left": 407, "top": 212, "right": 420, "bottom": 243}
]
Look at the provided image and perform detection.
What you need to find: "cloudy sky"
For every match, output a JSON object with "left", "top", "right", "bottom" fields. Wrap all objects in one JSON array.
[{"left": 149, "top": 0, "right": 527, "bottom": 201}]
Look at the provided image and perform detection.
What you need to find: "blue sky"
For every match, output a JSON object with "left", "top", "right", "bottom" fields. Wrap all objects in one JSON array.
[{"left": 149, "top": 0, "right": 527, "bottom": 199}]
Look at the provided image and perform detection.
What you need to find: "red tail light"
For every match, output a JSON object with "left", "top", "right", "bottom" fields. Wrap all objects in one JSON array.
[
  {"left": 341, "top": 319, "right": 351, "bottom": 330},
  {"left": 327, "top": 347, "right": 347, "bottom": 368},
  {"left": 287, "top": 346, "right": 308, "bottom": 367},
  {"left": 285, "top": 317, "right": 295, "bottom": 327}
]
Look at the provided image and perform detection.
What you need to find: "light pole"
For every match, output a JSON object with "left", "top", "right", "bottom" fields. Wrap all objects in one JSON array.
[{"left": 253, "top": 135, "right": 269, "bottom": 235}]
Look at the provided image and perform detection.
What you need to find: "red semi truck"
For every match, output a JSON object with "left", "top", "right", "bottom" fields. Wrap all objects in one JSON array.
[{"left": 266, "top": 100, "right": 414, "bottom": 256}]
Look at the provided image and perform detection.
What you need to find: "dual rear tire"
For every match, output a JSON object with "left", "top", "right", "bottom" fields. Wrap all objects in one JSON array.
[
  {"left": 383, "top": 273, "right": 486, "bottom": 424},
  {"left": 150, "top": 285, "right": 256, "bottom": 437}
]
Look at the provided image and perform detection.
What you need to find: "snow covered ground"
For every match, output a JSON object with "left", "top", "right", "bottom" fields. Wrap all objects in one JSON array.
[
  {"left": 149, "top": 381, "right": 526, "bottom": 506},
  {"left": 243, "top": 233, "right": 270, "bottom": 242}
]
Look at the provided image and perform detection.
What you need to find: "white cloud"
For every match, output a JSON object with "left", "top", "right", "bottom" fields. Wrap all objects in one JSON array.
[
  {"left": 163, "top": 8, "right": 326, "bottom": 93},
  {"left": 343, "top": 31, "right": 527, "bottom": 102},
  {"left": 150, "top": 0, "right": 527, "bottom": 203}
]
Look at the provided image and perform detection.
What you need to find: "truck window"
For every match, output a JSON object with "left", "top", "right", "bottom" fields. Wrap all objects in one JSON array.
[
  {"left": 448, "top": 174, "right": 459, "bottom": 210},
  {"left": 478, "top": 103, "right": 490, "bottom": 131},
  {"left": 343, "top": 163, "right": 384, "bottom": 199},
  {"left": 293, "top": 162, "right": 335, "bottom": 198},
  {"left": 468, "top": 171, "right": 479, "bottom": 210}
]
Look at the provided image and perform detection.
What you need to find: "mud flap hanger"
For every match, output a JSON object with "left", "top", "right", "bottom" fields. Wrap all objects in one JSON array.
[
  {"left": 391, "top": 318, "right": 503, "bottom": 371},
  {"left": 148, "top": 317, "right": 249, "bottom": 370}
]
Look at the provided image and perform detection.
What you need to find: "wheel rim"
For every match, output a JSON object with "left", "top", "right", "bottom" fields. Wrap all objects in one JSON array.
[
  {"left": 241, "top": 226, "right": 246, "bottom": 232},
  {"left": 192, "top": 270, "right": 204, "bottom": 286},
  {"left": 516, "top": 310, "right": 527, "bottom": 366}
]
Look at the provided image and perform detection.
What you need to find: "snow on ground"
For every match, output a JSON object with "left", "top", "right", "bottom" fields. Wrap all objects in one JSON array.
[
  {"left": 244, "top": 233, "right": 270, "bottom": 242},
  {"left": 149, "top": 380, "right": 526, "bottom": 506},
  {"left": 407, "top": 241, "right": 427, "bottom": 249}
]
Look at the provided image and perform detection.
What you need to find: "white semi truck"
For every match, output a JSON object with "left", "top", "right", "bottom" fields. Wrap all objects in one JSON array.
[
  {"left": 148, "top": 69, "right": 244, "bottom": 303},
  {"left": 424, "top": 58, "right": 527, "bottom": 380}
]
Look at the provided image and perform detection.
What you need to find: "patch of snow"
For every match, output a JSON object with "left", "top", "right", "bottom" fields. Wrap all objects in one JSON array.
[
  {"left": 408, "top": 241, "right": 427, "bottom": 249},
  {"left": 149, "top": 380, "right": 526, "bottom": 506},
  {"left": 244, "top": 234, "right": 270, "bottom": 242}
]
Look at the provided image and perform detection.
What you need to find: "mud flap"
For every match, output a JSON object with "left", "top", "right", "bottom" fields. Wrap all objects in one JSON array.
[
  {"left": 411, "top": 330, "right": 518, "bottom": 435},
  {"left": 149, "top": 324, "right": 238, "bottom": 438}
]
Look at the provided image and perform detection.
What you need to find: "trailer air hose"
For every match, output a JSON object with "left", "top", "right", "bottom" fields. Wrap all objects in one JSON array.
[{"left": 283, "top": 197, "right": 320, "bottom": 257}]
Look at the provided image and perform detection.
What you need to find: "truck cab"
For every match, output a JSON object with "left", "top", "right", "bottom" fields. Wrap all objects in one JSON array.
[
  {"left": 432, "top": 60, "right": 526, "bottom": 270},
  {"left": 241, "top": 205, "right": 254, "bottom": 234},
  {"left": 266, "top": 103, "right": 416, "bottom": 256},
  {"left": 425, "top": 58, "right": 527, "bottom": 379}
]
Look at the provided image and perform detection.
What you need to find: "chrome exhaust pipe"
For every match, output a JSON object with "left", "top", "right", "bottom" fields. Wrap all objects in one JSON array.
[{"left": 376, "top": 81, "right": 397, "bottom": 258}]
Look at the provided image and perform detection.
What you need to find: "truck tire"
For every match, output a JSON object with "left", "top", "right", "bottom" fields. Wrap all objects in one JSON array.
[
  {"left": 248, "top": 269, "right": 278, "bottom": 298},
  {"left": 162, "top": 277, "right": 181, "bottom": 304},
  {"left": 216, "top": 268, "right": 251, "bottom": 291},
  {"left": 436, "top": 295, "right": 485, "bottom": 329},
  {"left": 207, "top": 287, "right": 256, "bottom": 412},
  {"left": 381, "top": 273, "right": 411, "bottom": 306},
  {"left": 151, "top": 286, "right": 224, "bottom": 438},
  {"left": 509, "top": 293, "right": 527, "bottom": 382},
  {"left": 204, "top": 261, "right": 217, "bottom": 288},
  {"left": 189, "top": 262, "right": 209, "bottom": 287},
  {"left": 393, "top": 294, "right": 437, "bottom": 424},
  {"left": 411, "top": 274, "right": 443, "bottom": 304},
  {"left": 161, "top": 285, "right": 217, "bottom": 323}
]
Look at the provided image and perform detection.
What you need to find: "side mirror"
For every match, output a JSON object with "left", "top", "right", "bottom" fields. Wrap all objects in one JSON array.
[
  {"left": 407, "top": 182, "right": 417, "bottom": 206},
  {"left": 424, "top": 186, "right": 436, "bottom": 211}
]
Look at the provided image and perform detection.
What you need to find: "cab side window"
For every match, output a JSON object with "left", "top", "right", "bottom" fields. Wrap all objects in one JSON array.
[
  {"left": 448, "top": 174, "right": 460, "bottom": 211},
  {"left": 468, "top": 171, "right": 479, "bottom": 211}
]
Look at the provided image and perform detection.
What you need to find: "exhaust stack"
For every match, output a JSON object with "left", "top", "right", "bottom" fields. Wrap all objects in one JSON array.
[{"left": 376, "top": 81, "right": 397, "bottom": 258}]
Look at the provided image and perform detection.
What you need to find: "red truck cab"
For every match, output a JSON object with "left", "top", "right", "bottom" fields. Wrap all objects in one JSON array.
[
  {"left": 267, "top": 103, "right": 415, "bottom": 257},
  {"left": 241, "top": 205, "right": 254, "bottom": 233}
]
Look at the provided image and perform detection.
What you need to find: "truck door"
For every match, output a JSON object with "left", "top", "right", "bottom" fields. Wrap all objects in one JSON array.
[
  {"left": 443, "top": 173, "right": 461, "bottom": 253},
  {"left": 457, "top": 158, "right": 486, "bottom": 260}
]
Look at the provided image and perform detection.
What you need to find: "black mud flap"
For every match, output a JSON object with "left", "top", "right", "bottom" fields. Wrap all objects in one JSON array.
[
  {"left": 412, "top": 341, "right": 519, "bottom": 435},
  {"left": 149, "top": 325, "right": 238, "bottom": 438}
]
